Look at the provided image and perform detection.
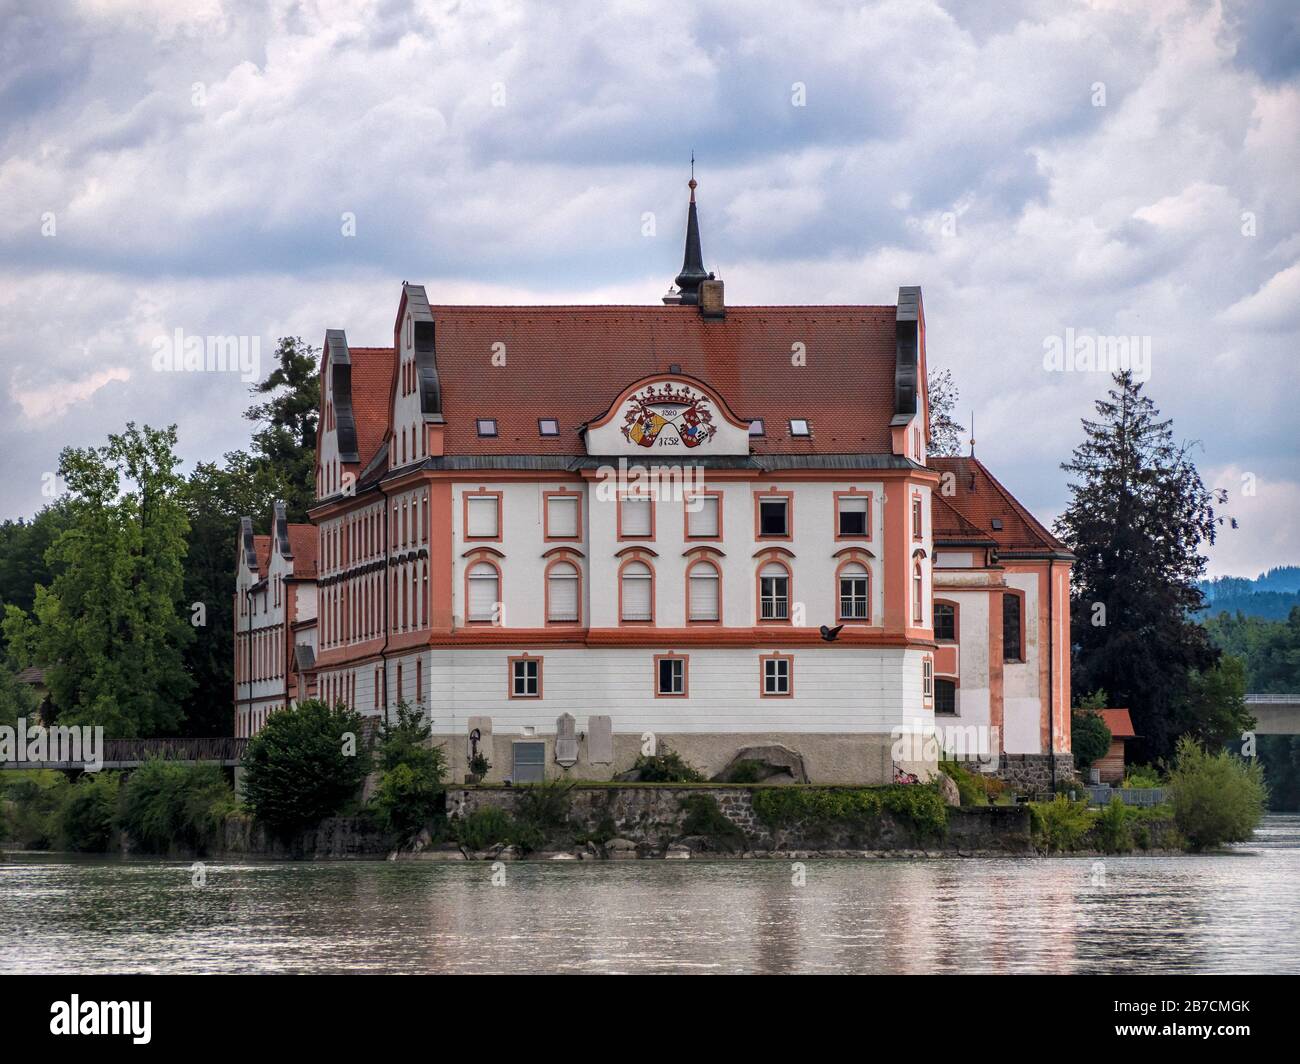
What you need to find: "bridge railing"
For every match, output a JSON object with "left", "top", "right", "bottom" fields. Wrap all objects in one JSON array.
[{"left": 100, "top": 737, "right": 250, "bottom": 766}]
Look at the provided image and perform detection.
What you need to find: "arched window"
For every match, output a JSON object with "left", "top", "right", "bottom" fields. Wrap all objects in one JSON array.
[
  {"left": 467, "top": 561, "right": 500, "bottom": 623},
  {"left": 547, "top": 561, "right": 580, "bottom": 623},
  {"left": 759, "top": 561, "right": 790, "bottom": 621},
  {"left": 620, "top": 561, "right": 653, "bottom": 622},
  {"left": 912, "top": 562, "right": 924, "bottom": 624},
  {"left": 687, "top": 560, "right": 720, "bottom": 622},
  {"left": 838, "top": 562, "right": 869, "bottom": 620}
]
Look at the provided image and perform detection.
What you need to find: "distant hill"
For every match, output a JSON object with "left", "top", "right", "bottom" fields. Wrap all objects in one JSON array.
[{"left": 1196, "top": 566, "right": 1300, "bottom": 621}]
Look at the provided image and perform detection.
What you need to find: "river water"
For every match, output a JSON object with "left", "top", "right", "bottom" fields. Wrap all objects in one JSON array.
[{"left": 2, "top": 815, "right": 1297, "bottom": 974}]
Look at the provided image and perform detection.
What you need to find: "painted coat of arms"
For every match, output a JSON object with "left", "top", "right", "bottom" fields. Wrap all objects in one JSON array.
[{"left": 620, "top": 383, "right": 715, "bottom": 448}]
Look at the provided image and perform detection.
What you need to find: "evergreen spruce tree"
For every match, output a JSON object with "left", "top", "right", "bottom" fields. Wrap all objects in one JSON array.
[{"left": 1054, "top": 371, "right": 1245, "bottom": 762}]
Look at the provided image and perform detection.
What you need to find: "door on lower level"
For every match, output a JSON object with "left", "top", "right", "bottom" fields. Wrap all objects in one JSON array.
[{"left": 513, "top": 741, "right": 546, "bottom": 784}]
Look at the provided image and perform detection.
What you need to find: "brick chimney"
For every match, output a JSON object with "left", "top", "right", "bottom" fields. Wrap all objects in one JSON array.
[{"left": 698, "top": 278, "right": 725, "bottom": 318}]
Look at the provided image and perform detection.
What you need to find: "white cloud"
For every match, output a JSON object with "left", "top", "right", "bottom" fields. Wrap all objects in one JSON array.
[{"left": 10, "top": 365, "right": 131, "bottom": 421}]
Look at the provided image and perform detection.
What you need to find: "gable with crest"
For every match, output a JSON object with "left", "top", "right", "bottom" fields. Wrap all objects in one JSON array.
[{"left": 584, "top": 375, "right": 752, "bottom": 456}]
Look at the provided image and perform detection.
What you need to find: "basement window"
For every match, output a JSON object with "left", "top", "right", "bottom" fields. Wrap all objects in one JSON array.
[
  {"left": 789, "top": 418, "right": 811, "bottom": 437},
  {"left": 538, "top": 418, "right": 560, "bottom": 437},
  {"left": 476, "top": 418, "right": 498, "bottom": 438}
]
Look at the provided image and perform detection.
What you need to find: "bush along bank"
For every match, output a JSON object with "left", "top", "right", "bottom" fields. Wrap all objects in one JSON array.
[{"left": 416, "top": 781, "right": 1033, "bottom": 860}]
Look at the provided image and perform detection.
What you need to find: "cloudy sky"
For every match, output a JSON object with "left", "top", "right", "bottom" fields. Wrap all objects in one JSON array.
[{"left": 1, "top": 0, "right": 1297, "bottom": 577}]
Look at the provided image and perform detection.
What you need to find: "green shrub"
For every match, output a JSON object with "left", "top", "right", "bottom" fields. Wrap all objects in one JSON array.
[
  {"left": 1072, "top": 693, "right": 1112, "bottom": 771},
  {"left": 721, "top": 759, "right": 765, "bottom": 784},
  {"left": 1028, "top": 796, "right": 1095, "bottom": 852},
  {"left": 60, "top": 772, "right": 121, "bottom": 852},
  {"left": 241, "top": 699, "right": 370, "bottom": 837},
  {"left": 2, "top": 771, "right": 71, "bottom": 848},
  {"left": 940, "top": 760, "right": 1006, "bottom": 806},
  {"left": 1123, "top": 764, "right": 1162, "bottom": 789},
  {"left": 370, "top": 703, "right": 447, "bottom": 843},
  {"left": 1094, "top": 796, "right": 1134, "bottom": 854},
  {"left": 453, "top": 805, "right": 513, "bottom": 851},
  {"left": 679, "top": 794, "right": 746, "bottom": 844},
  {"left": 1168, "top": 736, "right": 1266, "bottom": 851},
  {"left": 513, "top": 778, "right": 573, "bottom": 831},
  {"left": 751, "top": 785, "right": 947, "bottom": 840},
  {"left": 120, "top": 761, "right": 237, "bottom": 854},
  {"left": 632, "top": 745, "right": 704, "bottom": 783}
]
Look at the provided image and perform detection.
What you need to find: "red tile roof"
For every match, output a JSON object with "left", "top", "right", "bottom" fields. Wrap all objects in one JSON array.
[
  {"left": 348, "top": 347, "right": 394, "bottom": 469},
  {"left": 421, "top": 305, "right": 899, "bottom": 455},
  {"left": 929, "top": 456, "right": 1069, "bottom": 553},
  {"left": 253, "top": 534, "right": 271, "bottom": 578},
  {"left": 1099, "top": 708, "right": 1136, "bottom": 738},
  {"left": 287, "top": 523, "right": 318, "bottom": 577}
]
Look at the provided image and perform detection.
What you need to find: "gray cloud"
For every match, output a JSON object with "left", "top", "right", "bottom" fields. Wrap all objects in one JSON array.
[{"left": 0, "top": 0, "right": 1296, "bottom": 578}]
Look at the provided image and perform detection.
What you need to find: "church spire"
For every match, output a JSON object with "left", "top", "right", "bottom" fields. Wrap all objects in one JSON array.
[{"left": 665, "top": 157, "right": 710, "bottom": 305}]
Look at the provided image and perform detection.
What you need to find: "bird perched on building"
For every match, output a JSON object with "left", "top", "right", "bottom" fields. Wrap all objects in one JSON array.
[{"left": 819, "top": 624, "right": 844, "bottom": 642}]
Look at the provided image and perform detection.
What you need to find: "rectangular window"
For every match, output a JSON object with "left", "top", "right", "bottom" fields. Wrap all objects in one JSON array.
[
  {"left": 923, "top": 657, "right": 933, "bottom": 699},
  {"left": 686, "top": 494, "right": 720, "bottom": 538},
  {"left": 839, "top": 574, "right": 869, "bottom": 619},
  {"left": 656, "top": 656, "right": 686, "bottom": 696},
  {"left": 538, "top": 417, "right": 560, "bottom": 436},
  {"left": 912, "top": 496, "right": 923, "bottom": 539},
  {"left": 758, "top": 497, "right": 789, "bottom": 537},
  {"left": 789, "top": 418, "right": 810, "bottom": 437},
  {"left": 762, "top": 656, "right": 791, "bottom": 696},
  {"left": 620, "top": 496, "right": 653, "bottom": 538},
  {"left": 466, "top": 494, "right": 499, "bottom": 539},
  {"left": 1003, "top": 593, "right": 1023, "bottom": 662},
  {"left": 476, "top": 418, "right": 498, "bottom": 437},
  {"left": 934, "top": 602, "right": 956, "bottom": 642},
  {"left": 935, "top": 678, "right": 957, "bottom": 715},
  {"left": 511, "top": 657, "right": 541, "bottom": 698},
  {"left": 748, "top": 419, "right": 765, "bottom": 437},
  {"left": 837, "top": 495, "right": 868, "bottom": 537},
  {"left": 545, "top": 494, "right": 580, "bottom": 539}
]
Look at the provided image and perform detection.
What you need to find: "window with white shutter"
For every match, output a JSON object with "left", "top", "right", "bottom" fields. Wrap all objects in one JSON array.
[
  {"left": 686, "top": 495, "right": 720, "bottom": 538},
  {"left": 688, "top": 562, "right": 719, "bottom": 621},
  {"left": 620, "top": 496, "right": 652, "bottom": 538},
  {"left": 837, "top": 495, "right": 868, "bottom": 537},
  {"left": 546, "top": 494, "right": 579, "bottom": 539},
  {"left": 466, "top": 495, "right": 499, "bottom": 539},
  {"left": 621, "top": 561, "right": 652, "bottom": 621},
  {"left": 467, "top": 562, "right": 499, "bottom": 622},
  {"left": 546, "top": 562, "right": 579, "bottom": 622}
]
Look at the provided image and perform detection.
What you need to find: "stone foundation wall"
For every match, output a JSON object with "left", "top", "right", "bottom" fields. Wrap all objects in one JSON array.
[
  {"left": 992, "top": 753, "right": 1075, "bottom": 793},
  {"left": 438, "top": 731, "right": 922, "bottom": 786},
  {"left": 445, "top": 785, "right": 1033, "bottom": 855}
]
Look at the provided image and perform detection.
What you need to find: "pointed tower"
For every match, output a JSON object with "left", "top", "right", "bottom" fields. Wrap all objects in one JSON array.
[{"left": 664, "top": 162, "right": 712, "bottom": 306}]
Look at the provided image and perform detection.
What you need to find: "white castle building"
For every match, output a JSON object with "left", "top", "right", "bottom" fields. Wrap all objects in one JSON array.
[{"left": 234, "top": 178, "right": 1074, "bottom": 786}]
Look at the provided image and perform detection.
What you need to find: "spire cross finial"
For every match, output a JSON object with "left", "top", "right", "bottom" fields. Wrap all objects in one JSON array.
[{"left": 688, "top": 151, "right": 697, "bottom": 200}]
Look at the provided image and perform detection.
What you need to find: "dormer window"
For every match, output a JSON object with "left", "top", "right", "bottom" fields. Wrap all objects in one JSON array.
[
  {"left": 748, "top": 419, "right": 765, "bottom": 437},
  {"left": 538, "top": 418, "right": 560, "bottom": 437},
  {"left": 991, "top": 518, "right": 1004, "bottom": 531},
  {"left": 476, "top": 418, "right": 498, "bottom": 438},
  {"left": 789, "top": 419, "right": 810, "bottom": 437}
]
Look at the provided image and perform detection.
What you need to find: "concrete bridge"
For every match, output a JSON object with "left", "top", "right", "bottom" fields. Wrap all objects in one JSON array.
[
  {"left": 1246, "top": 694, "right": 1300, "bottom": 735},
  {"left": 0, "top": 736, "right": 248, "bottom": 771}
]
